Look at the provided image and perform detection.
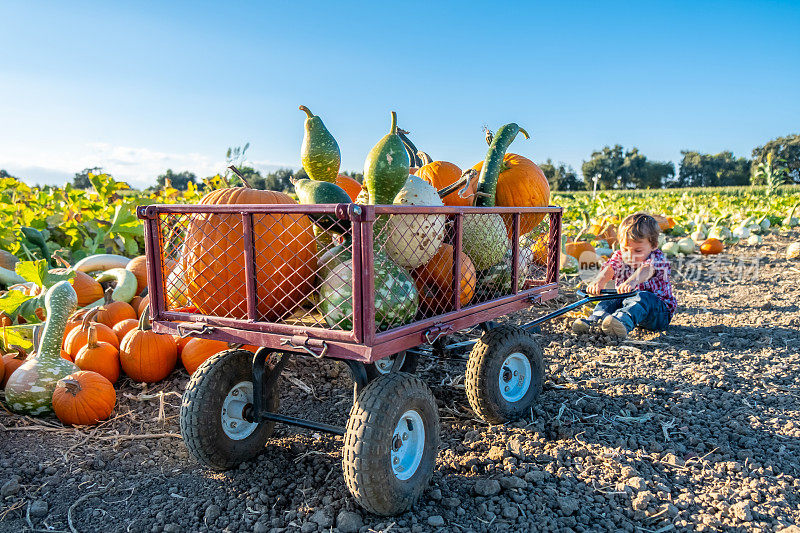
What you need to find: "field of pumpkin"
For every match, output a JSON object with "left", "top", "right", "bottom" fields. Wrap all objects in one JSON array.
[{"left": 1, "top": 109, "right": 799, "bottom": 429}]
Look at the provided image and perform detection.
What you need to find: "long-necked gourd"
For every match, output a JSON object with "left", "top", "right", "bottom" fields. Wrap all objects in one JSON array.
[
  {"left": 300, "top": 105, "right": 341, "bottom": 183},
  {"left": 363, "top": 111, "right": 410, "bottom": 205},
  {"left": 5, "top": 281, "right": 80, "bottom": 416}
]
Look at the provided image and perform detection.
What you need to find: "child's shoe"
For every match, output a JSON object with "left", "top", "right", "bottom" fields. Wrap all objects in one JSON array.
[
  {"left": 572, "top": 316, "right": 601, "bottom": 334},
  {"left": 601, "top": 315, "right": 628, "bottom": 339}
]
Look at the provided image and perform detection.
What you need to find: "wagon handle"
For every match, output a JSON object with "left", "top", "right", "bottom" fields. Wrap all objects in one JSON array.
[
  {"left": 520, "top": 288, "right": 637, "bottom": 331},
  {"left": 575, "top": 288, "right": 637, "bottom": 301},
  {"left": 176, "top": 323, "right": 216, "bottom": 338},
  {"left": 280, "top": 337, "right": 328, "bottom": 359}
]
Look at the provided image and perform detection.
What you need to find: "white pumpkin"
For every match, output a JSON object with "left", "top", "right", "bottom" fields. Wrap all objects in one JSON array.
[{"left": 384, "top": 176, "right": 446, "bottom": 269}]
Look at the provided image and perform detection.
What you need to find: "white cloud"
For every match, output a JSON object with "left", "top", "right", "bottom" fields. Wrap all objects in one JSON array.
[{"left": 0, "top": 143, "right": 296, "bottom": 188}]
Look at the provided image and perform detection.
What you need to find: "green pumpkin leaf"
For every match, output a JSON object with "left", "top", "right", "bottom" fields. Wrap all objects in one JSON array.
[
  {"left": 0, "top": 324, "right": 34, "bottom": 351},
  {"left": 0, "top": 290, "right": 35, "bottom": 314},
  {"left": 15, "top": 259, "right": 48, "bottom": 286}
]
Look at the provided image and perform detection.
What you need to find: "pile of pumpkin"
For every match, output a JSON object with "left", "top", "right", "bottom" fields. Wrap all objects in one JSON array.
[
  {"left": 174, "top": 108, "right": 552, "bottom": 331},
  {"left": 0, "top": 253, "right": 251, "bottom": 426}
]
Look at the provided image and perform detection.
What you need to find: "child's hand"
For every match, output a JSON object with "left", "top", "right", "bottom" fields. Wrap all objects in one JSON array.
[
  {"left": 586, "top": 280, "right": 603, "bottom": 295},
  {"left": 617, "top": 279, "right": 637, "bottom": 293}
]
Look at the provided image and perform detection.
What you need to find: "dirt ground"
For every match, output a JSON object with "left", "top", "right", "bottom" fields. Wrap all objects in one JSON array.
[{"left": 2, "top": 233, "right": 799, "bottom": 533}]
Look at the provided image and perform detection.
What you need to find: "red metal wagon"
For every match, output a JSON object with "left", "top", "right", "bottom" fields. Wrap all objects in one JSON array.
[{"left": 138, "top": 202, "right": 562, "bottom": 515}]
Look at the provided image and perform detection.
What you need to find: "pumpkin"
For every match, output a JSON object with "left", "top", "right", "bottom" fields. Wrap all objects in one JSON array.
[
  {"left": 4, "top": 281, "right": 80, "bottom": 415},
  {"left": 1, "top": 348, "right": 27, "bottom": 389},
  {"left": 130, "top": 296, "right": 143, "bottom": 313},
  {"left": 700, "top": 238, "right": 724, "bottom": 255},
  {"left": 138, "top": 295, "right": 150, "bottom": 317},
  {"left": 335, "top": 174, "right": 363, "bottom": 202},
  {"left": 74, "top": 325, "right": 120, "bottom": 383},
  {"left": 125, "top": 255, "right": 148, "bottom": 295},
  {"left": 64, "top": 313, "right": 119, "bottom": 359},
  {"left": 651, "top": 215, "right": 672, "bottom": 231},
  {"left": 112, "top": 318, "right": 139, "bottom": 343},
  {"left": 529, "top": 236, "right": 549, "bottom": 266},
  {"left": 52, "top": 371, "right": 116, "bottom": 426},
  {"left": 472, "top": 153, "right": 550, "bottom": 235},
  {"left": 181, "top": 338, "right": 229, "bottom": 375},
  {"left": 182, "top": 187, "right": 316, "bottom": 321},
  {"left": 94, "top": 288, "right": 137, "bottom": 328},
  {"left": 385, "top": 176, "right": 446, "bottom": 269},
  {"left": 564, "top": 241, "right": 598, "bottom": 268},
  {"left": 119, "top": 307, "right": 177, "bottom": 383},
  {"left": 412, "top": 244, "right": 476, "bottom": 315},
  {"left": 600, "top": 224, "right": 618, "bottom": 247},
  {"left": 48, "top": 269, "right": 103, "bottom": 307},
  {"left": 60, "top": 349, "right": 71, "bottom": 361},
  {"left": 416, "top": 161, "right": 476, "bottom": 207},
  {"left": 62, "top": 312, "right": 87, "bottom": 345}
]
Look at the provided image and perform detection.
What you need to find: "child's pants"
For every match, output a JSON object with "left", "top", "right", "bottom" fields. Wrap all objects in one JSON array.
[{"left": 591, "top": 290, "right": 671, "bottom": 332}]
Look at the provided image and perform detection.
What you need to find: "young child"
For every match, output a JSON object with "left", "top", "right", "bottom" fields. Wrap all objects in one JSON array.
[{"left": 572, "top": 212, "right": 677, "bottom": 339}]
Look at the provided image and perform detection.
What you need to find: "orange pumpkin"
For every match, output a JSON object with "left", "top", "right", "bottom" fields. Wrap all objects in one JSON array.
[
  {"left": 412, "top": 244, "right": 476, "bottom": 315},
  {"left": 530, "top": 236, "right": 549, "bottom": 266},
  {"left": 700, "top": 238, "right": 724, "bottom": 255},
  {"left": 119, "top": 310, "right": 177, "bottom": 383},
  {"left": 126, "top": 255, "right": 148, "bottom": 295},
  {"left": 416, "top": 161, "right": 476, "bottom": 207},
  {"left": 138, "top": 295, "right": 150, "bottom": 318},
  {"left": 52, "top": 371, "right": 116, "bottom": 426},
  {"left": 112, "top": 318, "right": 139, "bottom": 343},
  {"left": 472, "top": 153, "right": 550, "bottom": 235},
  {"left": 182, "top": 188, "right": 316, "bottom": 321},
  {"left": 130, "top": 296, "right": 143, "bottom": 313},
  {"left": 49, "top": 269, "right": 103, "bottom": 307},
  {"left": 74, "top": 326, "right": 120, "bottom": 383},
  {"left": 64, "top": 313, "right": 120, "bottom": 360},
  {"left": 94, "top": 289, "right": 137, "bottom": 328},
  {"left": 1, "top": 349, "right": 27, "bottom": 389},
  {"left": 60, "top": 349, "right": 71, "bottom": 361},
  {"left": 335, "top": 174, "right": 363, "bottom": 202},
  {"left": 181, "top": 338, "right": 229, "bottom": 375},
  {"left": 651, "top": 215, "right": 673, "bottom": 231},
  {"left": 564, "top": 241, "right": 598, "bottom": 268}
]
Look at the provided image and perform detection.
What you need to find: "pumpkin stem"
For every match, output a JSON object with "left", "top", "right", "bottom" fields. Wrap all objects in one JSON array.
[
  {"left": 139, "top": 305, "right": 152, "bottom": 331},
  {"left": 483, "top": 126, "right": 494, "bottom": 145},
  {"left": 389, "top": 111, "right": 398, "bottom": 135},
  {"left": 87, "top": 325, "right": 98, "bottom": 349},
  {"left": 82, "top": 309, "right": 99, "bottom": 331},
  {"left": 417, "top": 151, "right": 432, "bottom": 166},
  {"left": 60, "top": 377, "right": 83, "bottom": 396},
  {"left": 299, "top": 105, "right": 314, "bottom": 119},
  {"left": 8, "top": 345, "right": 28, "bottom": 360},
  {"left": 227, "top": 165, "right": 254, "bottom": 189},
  {"left": 518, "top": 127, "right": 531, "bottom": 140}
]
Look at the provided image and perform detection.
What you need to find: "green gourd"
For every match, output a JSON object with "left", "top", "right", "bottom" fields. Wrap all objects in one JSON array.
[
  {"left": 363, "top": 111, "right": 410, "bottom": 205},
  {"left": 294, "top": 178, "right": 353, "bottom": 234},
  {"left": 475, "top": 123, "right": 530, "bottom": 207},
  {"left": 5, "top": 281, "right": 79, "bottom": 416},
  {"left": 299, "top": 105, "right": 341, "bottom": 183}
]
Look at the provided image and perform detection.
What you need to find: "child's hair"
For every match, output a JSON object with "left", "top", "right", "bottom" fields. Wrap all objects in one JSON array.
[{"left": 618, "top": 213, "right": 660, "bottom": 247}]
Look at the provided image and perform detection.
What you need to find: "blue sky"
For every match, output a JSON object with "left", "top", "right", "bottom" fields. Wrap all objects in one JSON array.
[{"left": 1, "top": 0, "right": 798, "bottom": 187}]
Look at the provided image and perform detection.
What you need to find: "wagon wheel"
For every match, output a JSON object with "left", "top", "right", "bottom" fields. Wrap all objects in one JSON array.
[
  {"left": 465, "top": 325, "right": 543, "bottom": 424},
  {"left": 342, "top": 373, "right": 439, "bottom": 516},
  {"left": 365, "top": 351, "right": 419, "bottom": 381},
  {"left": 180, "top": 349, "right": 279, "bottom": 470}
]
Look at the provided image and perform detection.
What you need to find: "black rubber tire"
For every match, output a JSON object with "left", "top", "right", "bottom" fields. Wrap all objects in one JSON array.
[
  {"left": 180, "top": 349, "right": 279, "bottom": 470},
  {"left": 365, "top": 351, "right": 419, "bottom": 382},
  {"left": 465, "top": 325, "right": 543, "bottom": 424},
  {"left": 342, "top": 373, "right": 439, "bottom": 516}
]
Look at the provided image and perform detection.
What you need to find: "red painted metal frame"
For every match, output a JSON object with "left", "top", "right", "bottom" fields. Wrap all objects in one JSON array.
[{"left": 137, "top": 203, "right": 562, "bottom": 364}]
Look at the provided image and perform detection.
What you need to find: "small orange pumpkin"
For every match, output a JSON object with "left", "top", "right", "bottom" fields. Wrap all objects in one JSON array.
[
  {"left": 564, "top": 241, "right": 598, "bottom": 268},
  {"left": 181, "top": 338, "right": 229, "bottom": 375},
  {"left": 126, "top": 256, "right": 148, "bottom": 295},
  {"left": 412, "top": 244, "right": 476, "bottom": 315},
  {"left": 335, "top": 174, "right": 363, "bottom": 202},
  {"left": 1, "top": 348, "right": 27, "bottom": 389},
  {"left": 94, "top": 289, "right": 137, "bottom": 328},
  {"left": 700, "top": 238, "right": 724, "bottom": 255},
  {"left": 112, "top": 318, "right": 139, "bottom": 343},
  {"left": 64, "top": 312, "right": 120, "bottom": 359},
  {"left": 52, "top": 371, "right": 116, "bottom": 426},
  {"left": 119, "top": 307, "right": 177, "bottom": 383},
  {"left": 74, "top": 325, "right": 120, "bottom": 383},
  {"left": 416, "top": 161, "right": 475, "bottom": 207},
  {"left": 472, "top": 153, "right": 551, "bottom": 234}
]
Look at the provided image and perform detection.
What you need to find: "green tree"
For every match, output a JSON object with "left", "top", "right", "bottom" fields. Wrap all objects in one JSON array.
[
  {"left": 156, "top": 169, "right": 197, "bottom": 191},
  {"left": 677, "top": 151, "right": 750, "bottom": 187},
  {"left": 751, "top": 134, "right": 800, "bottom": 184},
  {"left": 72, "top": 167, "right": 103, "bottom": 189},
  {"left": 582, "top": 145, "right": 625, "bottom": 189},
  {"left": 0, "top": 169, "right": 13, "bottom": 178},
  {"left": 539, "top": 159, "right": 585, "bottom": 191}
]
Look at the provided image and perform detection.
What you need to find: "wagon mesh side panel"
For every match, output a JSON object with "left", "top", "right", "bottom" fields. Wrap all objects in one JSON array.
[
  {"left": 371, "top": 211, "right": 552, "bottom": 334},
  {"left": 154, "top": 211, "right": 356, "bottom": 332}
]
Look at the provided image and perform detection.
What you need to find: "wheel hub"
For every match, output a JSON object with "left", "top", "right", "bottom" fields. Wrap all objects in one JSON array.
[
  {"left": 221, "top": 381, "right": 259, "bottom": 440},
  {"left": 498, "top": 353, "right": 532, "bottom": 403},
  {"left": 390, "top": 410, "right": 425, "bottom": 481}
]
